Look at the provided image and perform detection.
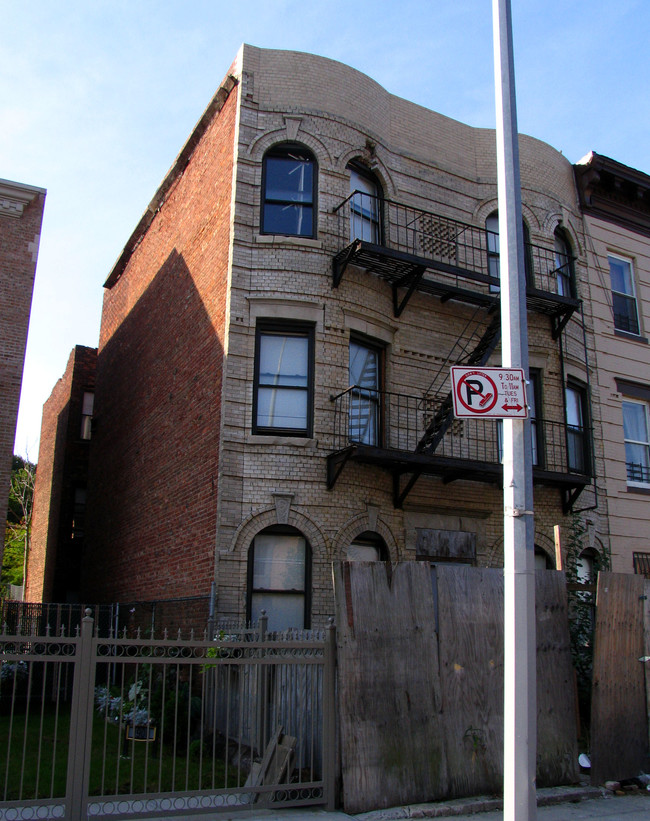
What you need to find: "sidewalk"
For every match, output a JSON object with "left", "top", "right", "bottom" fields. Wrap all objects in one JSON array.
[{"left": 134, "top": 785, "right": 650, "bottom": 821}]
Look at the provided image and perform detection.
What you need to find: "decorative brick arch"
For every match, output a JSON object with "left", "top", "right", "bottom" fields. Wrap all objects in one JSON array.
[
  {"left": 229, "top": 505, "right": 329, "bottom": 561},
  {"left": 331, "top": 511, "right": 398, "bottom": 562},
  {"left": 336, "top": 146, "right": 396, "bottom": 200},
  {"left": 542, "top": 212, "right": 584, "bottom": 259},
  {"left": 474, "top": 198, "right": 539, "bottom": 234},
  {"left": 247, "top": 125, "right": 332, "bottom": 167}
]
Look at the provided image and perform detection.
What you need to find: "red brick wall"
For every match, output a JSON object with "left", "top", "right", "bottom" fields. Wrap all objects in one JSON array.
[
  {"left": 84, "top": 83, "right": 238, "bottom": 602},
  {"left": 0, "top": 187, "right": 45, "bottom": 543},
  {"left": 27, "top": 346, "right": 97, "bottom": 601}
]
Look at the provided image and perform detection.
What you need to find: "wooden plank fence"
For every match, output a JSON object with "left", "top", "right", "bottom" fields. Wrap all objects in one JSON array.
[
  {"left": 333, "top": 562, "right": 579, "bottom": 814},
  {"left": 590, "top": 572, "right": 650, "bottom": 784}
]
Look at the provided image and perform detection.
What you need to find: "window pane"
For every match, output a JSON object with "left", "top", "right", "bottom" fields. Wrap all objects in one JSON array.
[
  {"left": 623, "top": 401, "right": 648, "bottom": 442},
  {"left": 350, "top": 341, "right": 378, "bottom": 387},
  {"left": 265, "top": 156, "right": 313, "bottom": 202},
  {"left": 612, "top": 293, "right": 639, "bottom": 334},
  {"left": 609, "top": 256, "right": 634, "bottom": 295},
  {"left": 347, "top": 544, "right": 380, "bottom": 561},
  {"left": 565, "top": 387, "right": 583, "bottom": 428},
  {"left": 253, "top": 533, "right": 306, "bottom": 590},
  {"left": 349, "top": 168, "right": 379, "bottom": 243},
  {"left": 259, "top": 335, "right": 308, "bottom": 387},
  {"left": 257, "top": 387, "right": 307, "bottom": 428},
  {"left": 263, "top": 203, "right": 313, "bottom": 237},
  {"left": 554, "top": 233, "right": 572, "bottom": 296},
  {"left": 251, "top": 593, "right": 305, "bottom": 632}
]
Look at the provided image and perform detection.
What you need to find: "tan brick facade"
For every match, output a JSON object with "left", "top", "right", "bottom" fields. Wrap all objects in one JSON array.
[
  {"left": 76, "top": 47, "right": 607, "bottom": 624},
  {"left": 0, "top": 178, "right": 45, "bottom": 568}
]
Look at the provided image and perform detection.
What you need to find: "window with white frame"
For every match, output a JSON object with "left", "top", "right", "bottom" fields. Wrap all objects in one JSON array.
[
  {"left": 254, "top": 322, "right": 314, "bottom": 436},
  {"left": 609, "top": 254, "right": 640, "bottom": 335},
  {"left": 248, "top": 527, "right": 310, "bottom": 630},
  {"left": 622, "top": 399, "right": 650, "bottom": 485}
]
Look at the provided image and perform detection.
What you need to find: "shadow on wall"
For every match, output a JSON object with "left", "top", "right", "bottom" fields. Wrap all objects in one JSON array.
[{"left": 83, "top": 250, "right": 225, "bottom": 603}]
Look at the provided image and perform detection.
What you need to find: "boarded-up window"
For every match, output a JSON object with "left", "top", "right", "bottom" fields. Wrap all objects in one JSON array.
[{"left": 416, "top": 529, "right": 476, "bottom": 564}]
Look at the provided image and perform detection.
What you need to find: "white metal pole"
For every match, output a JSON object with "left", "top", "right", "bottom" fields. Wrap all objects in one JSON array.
[{"left": 492, "top": 1, "right": 537, "bottom": 819}]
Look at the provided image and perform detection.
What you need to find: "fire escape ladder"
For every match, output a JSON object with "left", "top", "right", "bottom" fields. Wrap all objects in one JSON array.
[{"left": 416, "top": 312, "right": 502, "bottom": 455}]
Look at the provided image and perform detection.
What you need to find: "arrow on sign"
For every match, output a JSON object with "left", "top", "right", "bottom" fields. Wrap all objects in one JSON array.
[{"left": 502, "top": 403, "right": 523, "bottom": 412}]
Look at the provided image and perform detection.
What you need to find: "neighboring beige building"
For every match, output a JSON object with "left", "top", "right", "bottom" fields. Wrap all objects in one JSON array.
[
  {"left": 63, "top": 46, "right": 607, "bottom": 625},
  {"left": 575, "top": 152, "right": 650, "bottom": 575}
]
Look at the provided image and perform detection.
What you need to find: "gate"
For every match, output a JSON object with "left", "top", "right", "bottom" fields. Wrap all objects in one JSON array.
[{"left": 0, "top": 611, "right": 336, "bottom": 819}]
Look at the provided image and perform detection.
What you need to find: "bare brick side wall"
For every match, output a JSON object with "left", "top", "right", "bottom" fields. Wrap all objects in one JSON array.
[
  {"left": 0, "top": 191, "right": 45, "bottom": 550},
  {"left": 27, "top": 346, "right": 97, "bottom": 601},
  {"left": 83, "top": 86, "right": 237, "bottom": 602}
]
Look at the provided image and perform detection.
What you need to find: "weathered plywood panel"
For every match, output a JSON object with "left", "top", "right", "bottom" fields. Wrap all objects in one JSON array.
[
  {"left": 435, "top": 565, "right": 504, "bottom": 796},
  {"left": 535, "top": 571, "right": 578, "bottom": 786},
  {"left": 333, "top": 562, "right": 447, "bottom": 813},
  {"left": 591, "top": 572, "right": 649, "bottom": 784}
]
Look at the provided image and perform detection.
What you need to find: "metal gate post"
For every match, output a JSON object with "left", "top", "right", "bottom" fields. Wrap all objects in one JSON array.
[
  {"left": 323, "top": 617, "right": 337, "bottom": 810},
  {"left": 66, "top": 608, "right": 96, "bottom": 819}
]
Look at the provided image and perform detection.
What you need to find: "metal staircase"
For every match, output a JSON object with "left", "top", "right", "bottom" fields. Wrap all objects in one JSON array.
[{"left": 416, "top": 312, "right": 501, "bottom": 454}]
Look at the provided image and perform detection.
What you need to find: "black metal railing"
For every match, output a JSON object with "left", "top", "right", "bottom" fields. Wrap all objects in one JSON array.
[
  {"left": 333, "top": 193, "right": 576, "bottom": 300},
  {"left": 626, "top": 461, "right": 650, "bottom": 484},
  {"left": 331, "top": 386, "right": 589, "bottom": 477}
]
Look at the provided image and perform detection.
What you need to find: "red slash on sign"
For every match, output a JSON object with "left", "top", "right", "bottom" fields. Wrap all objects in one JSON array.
[{"left": 450, "top": 366, "right": 528, "bottom": 419}]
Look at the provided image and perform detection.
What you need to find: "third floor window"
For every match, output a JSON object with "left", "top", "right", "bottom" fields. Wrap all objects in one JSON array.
[{"left": 609, "top": 254, "right": 640, "bottom": 335}]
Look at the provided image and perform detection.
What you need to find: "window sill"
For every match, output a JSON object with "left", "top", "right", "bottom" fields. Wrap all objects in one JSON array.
[
  {"left": 626, "top": 484, "right": 650, "bottom": 495},
  {"left": 614, "top": 329, "right": 648, "bottom": 344},
  {"left": 247, "top": 434, "right": 317, "bottom": 447},
  {"left": 255, "top": 234, "right": 322, "bottom": 249}
]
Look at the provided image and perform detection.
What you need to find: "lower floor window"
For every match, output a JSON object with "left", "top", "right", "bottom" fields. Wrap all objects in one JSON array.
[
  {"left": 248, "top": 527, "right": 310, "bottom": 631},
  {"left": 622, "top": 399, "right": 650, "bottom": 485}
]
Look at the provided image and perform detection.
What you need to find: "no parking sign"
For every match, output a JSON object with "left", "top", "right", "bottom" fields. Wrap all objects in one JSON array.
[{"left": 450, "top": 366, "right": 528, "bottom": 419}]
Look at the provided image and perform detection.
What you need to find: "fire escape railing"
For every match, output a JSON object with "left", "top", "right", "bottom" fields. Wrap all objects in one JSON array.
[
  {"left": 329, "top": 386, "right": 591, "bottom": 479},
  {"left": 332, "top": 193, "right": 577, "bottom": 325}
]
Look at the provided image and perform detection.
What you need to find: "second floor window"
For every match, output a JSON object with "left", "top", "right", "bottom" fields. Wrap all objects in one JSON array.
[
  {"left": 254, "top": 323, "right": 314, "bottom": 436},
  {"left": 349, "top": 338, "right": 381, "bottom": 446},
  {"left": 622, "top": 399, "right": 650, "bottom": 486},
  {"left": 566, "top": 383, "right": 589, "bottom": 474},
  {"left": 609, "top": 254, "right": 639, "bottom": 335},
  {"left": 261, "top": 144, "right": 316, "bottom": 237}
]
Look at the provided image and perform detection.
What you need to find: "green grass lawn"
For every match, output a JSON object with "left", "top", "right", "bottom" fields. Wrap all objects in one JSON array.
[{"left": 0, "top": 704, "right": 241, "bottom": 801}]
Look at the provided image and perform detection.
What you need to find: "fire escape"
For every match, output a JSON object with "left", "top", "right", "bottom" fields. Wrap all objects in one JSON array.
[{"left": 327, "top": 192, "right": 591, "bottom": 512}]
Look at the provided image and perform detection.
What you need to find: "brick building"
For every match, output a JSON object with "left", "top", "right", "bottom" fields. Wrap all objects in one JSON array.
[
  {"left": 0, "top": 178, "right": 45, "bottom": 565},
  {"left": 26, "top": 345, "right": 96, "bottom": 602},
  {"left": 53, "top": 45, "right": 603, "bottom": 628},
  {"left": 575, "top": 152, "right": 650, "bottom": 576}
]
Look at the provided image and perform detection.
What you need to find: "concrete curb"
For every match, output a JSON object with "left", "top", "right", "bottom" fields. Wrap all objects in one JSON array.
[{"left": 354, "top": 785, "right": 606, "bottom": 819}]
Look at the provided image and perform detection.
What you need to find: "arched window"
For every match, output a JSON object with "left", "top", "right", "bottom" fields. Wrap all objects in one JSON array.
[
  {"left": 261, "top": 144, "right": 316, "bottom": 237},
  {"left": 534, "top": 546, "right": 554, "bottom": 570},
  {"left": 348, "top": 163, "right": 382, "bottom": 243},
  {"left": 554, "top": 228, "right": 575, "bottom": 297},
  {"left": 346, "top": 531, "right": 388, "bottom": 561},
  {"left": 247, "top": 526, "right": 311, "bottom": 631}
]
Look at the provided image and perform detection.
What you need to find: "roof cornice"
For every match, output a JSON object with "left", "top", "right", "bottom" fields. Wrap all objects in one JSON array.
[{"left": 574, "top": 151, "right": 650, "bottom": 237}]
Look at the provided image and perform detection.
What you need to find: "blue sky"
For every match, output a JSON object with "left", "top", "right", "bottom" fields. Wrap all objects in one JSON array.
[{"left": 4, "top": 0, "right": 649, "bottom": 459}]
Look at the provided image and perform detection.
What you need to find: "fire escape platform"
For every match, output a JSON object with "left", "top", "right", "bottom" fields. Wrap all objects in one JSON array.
[
  {"left": 327, "top": 443, "right": 591, "bottom": 507},
  {"left": 333, "top": 240, "right": 581, "bottom": 326}
]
